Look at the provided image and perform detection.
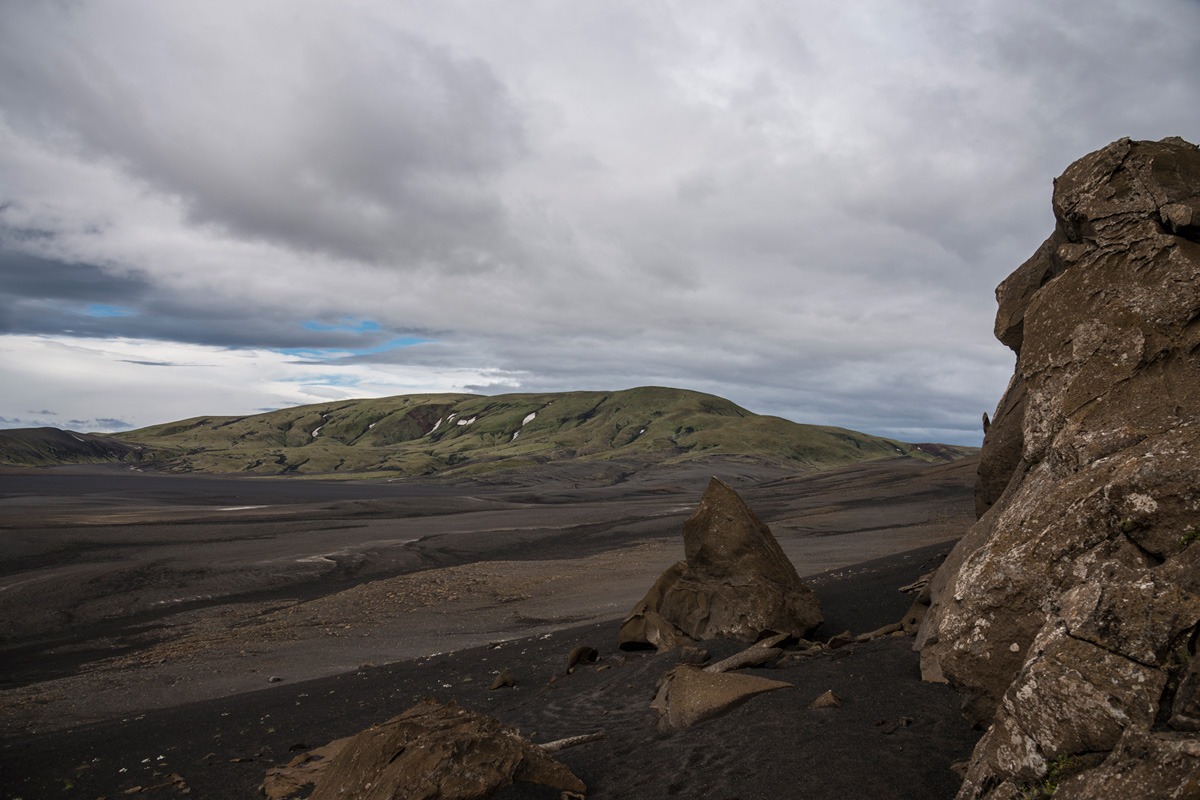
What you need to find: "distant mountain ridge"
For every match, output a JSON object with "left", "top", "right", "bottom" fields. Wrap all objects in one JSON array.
[{"left": 0, "top": 387, "right": 976, "bottom": 478}]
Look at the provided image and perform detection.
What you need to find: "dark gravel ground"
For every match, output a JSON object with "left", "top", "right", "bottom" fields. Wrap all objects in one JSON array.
[{"left": 0, "top": 542, "right": 980, "bottom": 800}]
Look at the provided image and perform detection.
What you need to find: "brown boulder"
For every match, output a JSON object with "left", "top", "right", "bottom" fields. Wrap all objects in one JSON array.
[
  {"left": 917, "top": 137, "right": 1200, "bottom": 799},
  {"left": 308, "top": 699, "right": 584, "bottom": 800},
  {"left": 619, "top": 478, "right": 822, "bottom": 651}
]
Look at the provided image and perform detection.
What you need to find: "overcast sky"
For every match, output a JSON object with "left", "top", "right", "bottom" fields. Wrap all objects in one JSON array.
[{"left": 1, "top": 1, "right": 1197, "bottom": 445}]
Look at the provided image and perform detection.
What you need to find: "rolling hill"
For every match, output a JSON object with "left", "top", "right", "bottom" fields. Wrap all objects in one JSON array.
[{"left": 0, "top": 387, "right": 975, "bottom": 478}]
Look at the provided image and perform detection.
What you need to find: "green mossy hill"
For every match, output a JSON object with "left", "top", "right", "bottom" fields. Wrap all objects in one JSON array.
[{"left": 1, "top": 387, "right": 977, "bottom": 477}]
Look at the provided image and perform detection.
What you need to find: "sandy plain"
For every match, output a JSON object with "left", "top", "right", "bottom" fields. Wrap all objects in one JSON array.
[{"left": 0, "top": 455, "right": 981, "bottom": 798}]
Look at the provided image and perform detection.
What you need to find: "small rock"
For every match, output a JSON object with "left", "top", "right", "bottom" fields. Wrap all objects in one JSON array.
[
  {"left": 269, "top": 676, "right": 283, "bottom": 683},
  {"left": 808, "top": 689, "right": 842, "bottom": 709},
  {"left": 677, "top": 646, "right": 710, "bottom": 666},
  {"left": 566, "top": 645, "right": 598, "bottom": 673},
  {"left": 826, "top": 631, "right": 854, "bottom": 650},
  {"left": 490, "top": 669, "right": 515, "bottom": 690}
]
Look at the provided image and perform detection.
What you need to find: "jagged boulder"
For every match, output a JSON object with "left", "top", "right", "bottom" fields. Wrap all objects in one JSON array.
[
  {"left": 308, "top": 699, "right": 585, "bottom": 800},
  {"left": 619, "top": 478, "right": 822, "bottom": 651},
  {"left": 917, "top": 137, "right": 1200, "bottom": 799}
]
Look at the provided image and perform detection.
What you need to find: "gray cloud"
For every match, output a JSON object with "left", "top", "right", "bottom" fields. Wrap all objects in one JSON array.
[
  {"left": 0, "top": 1, "right": 1197, "bottom": 444},
  {"left": 0, "top": 4, "right": 525, "bottom": 268}
]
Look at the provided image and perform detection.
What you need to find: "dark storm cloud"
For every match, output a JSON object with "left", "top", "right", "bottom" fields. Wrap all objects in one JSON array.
[
  {"left": 0, "top": 244, "right": 429, "bottom": 351},
  {"left": 0, "top": 4, "right": 526, "bottom": 268},
  {"left": 0, "top": 246, "right": 148, "bottom": 303}
]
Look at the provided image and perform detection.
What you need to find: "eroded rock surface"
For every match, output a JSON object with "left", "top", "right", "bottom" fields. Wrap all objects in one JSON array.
[
  {"left": 917, "top": 137, "right": 1200, "bottom": 799},
  {"left": 308, "top": 699, "right": 585, "bottom": 800},
  {"left": 619, "top": 478, "right": 821, "bottom": 651}
]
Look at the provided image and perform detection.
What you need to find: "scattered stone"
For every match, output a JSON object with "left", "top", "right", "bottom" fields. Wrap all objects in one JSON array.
[
  {"left": 566, "top": 645, "right": 598, "bottom": 673},
  {"left": 866, "top": 622, "right": 904, "bottom": 639},
  {"left": 268, "top": 676, "right": 283, "bottom": 683},
  {"left": 490, "top": 669, "right": 515, "bottom": 690},
  {"left": 704, "top": 646, "right": 782, "bottom": 674},
  {"left": 619, "top": 478, "right": 822, "bottom": 651},
  {"left": 755, "top": 632, "right": 792, "bottom": 649},
  {"left": 308, "top": 699, "right": 585, "bottom": 800},
  {"left": 538, "top": 732, "right": 608, "bottom": 753},
  {"left": 808, "top": 690, "right": 841, "bottom": 710},
  {"left": 899, "top": 572, "right": 934, "bottom": 594},
  {"left": 676, "top": 646, "right": 710, "bottom": 666},
  {"left": 826, "top": 630, "right": 854, "bottom": 650},
  {"left": 650, "top": 665, "right": 793, "bottom": 732},
  {"left": 880, "top": 717, "right": 914, "bottom": 735}
]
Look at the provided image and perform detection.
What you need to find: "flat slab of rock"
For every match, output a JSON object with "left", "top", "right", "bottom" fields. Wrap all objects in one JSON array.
[
  {"left": 651, "top": 665, "right": 793, "bottom": 732},
  {"left": 620, "top": 478, "right": 822, "bottom": 651},
  {"left": 308, "top": 699, "right": 585, "bottom": 800}
]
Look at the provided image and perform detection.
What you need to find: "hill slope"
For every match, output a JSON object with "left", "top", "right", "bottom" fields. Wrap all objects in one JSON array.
[{"left": 0, "top": 387, "right": 975, "bottom": 477}]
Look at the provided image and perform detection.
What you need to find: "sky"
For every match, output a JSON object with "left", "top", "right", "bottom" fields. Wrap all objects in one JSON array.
[{"left": 1, "top": 1, "right": 1198, "bottom": 446}]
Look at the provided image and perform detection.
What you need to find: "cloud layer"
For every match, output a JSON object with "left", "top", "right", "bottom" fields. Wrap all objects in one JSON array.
[{"left": 1, "top": 1, "right": 1198, "bottom": 443}]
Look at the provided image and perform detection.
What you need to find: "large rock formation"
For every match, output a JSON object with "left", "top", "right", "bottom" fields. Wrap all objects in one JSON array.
[
  {"left": 917, "top": 137, "right": 1200, "bottom": 799},
  {"left": 619, "top": 478, "right": 822, "bottom": 651}
]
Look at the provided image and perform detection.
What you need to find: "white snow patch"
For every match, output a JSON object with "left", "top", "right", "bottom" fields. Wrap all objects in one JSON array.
[
  {"left": 457, "top": 416, "right": 477, "bottom": 426},
  {"left": 219, "top": 505, "right": 268, "bottom": 511},
  {"left": 426, "top": 417, "right": 444, "bottom": 436},
  {"left": 71, "top": 435, "right": 87, "bottom": 442},
  {"left": 511, "top": 430, "right": 520, "bottom": 442},
  {"left": 368, "top": 422, "right": 376, "bottom": 429},
  {"left": 447, "top": 413, "right": 457, "bottom": 421},
  {"left": 522, "top": 412, "right": 537, "bottom": 426},
  {"left": 639, "top": 428, "right": 646, "bottom": 435},
  {"left": 311, "top": 425, "right": 323, "bottom": 438}
]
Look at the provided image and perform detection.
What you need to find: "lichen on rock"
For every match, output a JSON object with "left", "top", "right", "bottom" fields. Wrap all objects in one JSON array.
[{"left": 917, "top": 136, "right": 1200, "bottom": 800}]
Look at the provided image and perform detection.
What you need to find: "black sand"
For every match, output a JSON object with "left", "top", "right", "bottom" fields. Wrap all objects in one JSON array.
[
  {"left": 0, "top": 544, "right": 979, "bottom": 800},
  {"left": 0, "top": 459, "right": 981, "bottom": 798}
]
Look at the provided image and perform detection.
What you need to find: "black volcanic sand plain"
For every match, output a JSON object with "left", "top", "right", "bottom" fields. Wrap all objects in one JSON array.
[{"left": 0, "top": 456, "right": 981, "bottom": 798}]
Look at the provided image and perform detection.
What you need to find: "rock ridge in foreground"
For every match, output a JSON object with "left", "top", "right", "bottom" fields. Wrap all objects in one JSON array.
[{"left": 918, "top": 136, "right": 1200, "bottom": 798}]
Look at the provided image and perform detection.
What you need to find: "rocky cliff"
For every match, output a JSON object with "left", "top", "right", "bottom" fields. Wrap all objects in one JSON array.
[{"left": 918, "top": 137, "right": 1200, "bottom": 798}]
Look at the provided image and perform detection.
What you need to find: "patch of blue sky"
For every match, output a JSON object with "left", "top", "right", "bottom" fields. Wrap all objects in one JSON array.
[
  {"left": 276, "top": 336, "right": 432, "bottom": 360},
  {"left": 302, "top": 317, "right": 382, "bottom": 333},
  {"left": 278, "top": 373, "right": 365, "bottom": 388},
  {"left": 82, "top": 303, "right": 137, "bottom": 317}
]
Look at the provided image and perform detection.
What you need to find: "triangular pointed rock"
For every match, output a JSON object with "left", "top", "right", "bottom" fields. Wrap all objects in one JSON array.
[{"left": 621, "top": 478, "right": 822, "bottom": 650}]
